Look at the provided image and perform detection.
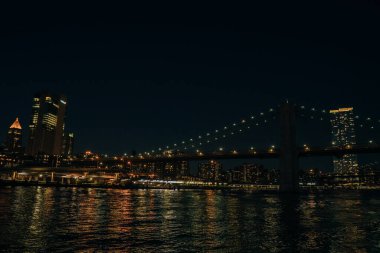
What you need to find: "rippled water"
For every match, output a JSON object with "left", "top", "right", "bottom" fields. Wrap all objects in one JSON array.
[{"left": 0, "top": 187, "right": 379, "bottom": 252}]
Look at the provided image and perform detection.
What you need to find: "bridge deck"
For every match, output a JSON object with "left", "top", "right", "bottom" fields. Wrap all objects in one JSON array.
[{"left": 2, "top": 145, "right": 380, "bottom": 174}]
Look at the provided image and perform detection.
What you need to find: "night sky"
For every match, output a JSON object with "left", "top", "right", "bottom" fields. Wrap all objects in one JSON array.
[{"left": 1, "top": 1, "right": 380, "bottom": 169}]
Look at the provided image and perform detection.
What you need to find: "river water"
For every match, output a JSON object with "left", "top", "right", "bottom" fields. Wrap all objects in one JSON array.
[{"left": 0, "top": 186, "right": 379, "bottom": 252}]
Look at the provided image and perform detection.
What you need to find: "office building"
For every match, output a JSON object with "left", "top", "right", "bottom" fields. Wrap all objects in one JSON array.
[
  {"left": 26, "top": 93, "right": 67, "bottom": 156},
  {"left": 330, "top": 107, "right": 359, "bottom": 175}
]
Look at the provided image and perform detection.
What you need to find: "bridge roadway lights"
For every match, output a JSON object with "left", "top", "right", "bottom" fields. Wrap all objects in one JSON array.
[{"left": 279, "top": 102, "right": 299, "bottom": 193}]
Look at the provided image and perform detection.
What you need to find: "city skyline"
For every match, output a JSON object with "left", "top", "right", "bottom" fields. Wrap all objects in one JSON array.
[
  {"left": 1, "top": 94, "right": 380, "bottom": 174},
  {"left": 1, "top": 100, "right": 379, "bottom": 190},
  {"left": 0, "top": 92, "right": 376, "bottom": 154}
]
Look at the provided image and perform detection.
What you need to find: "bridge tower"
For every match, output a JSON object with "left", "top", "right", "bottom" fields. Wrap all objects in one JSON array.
[{"left": 279, "top": 102, "right": 299, "bottom": 192}]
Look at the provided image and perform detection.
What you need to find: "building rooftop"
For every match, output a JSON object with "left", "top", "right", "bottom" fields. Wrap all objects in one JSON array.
[
  {"left": 9, "top": 117, "right": 22, "bottom": 130},
  {"left": 329, "top": 108, "right": 354, "bottom": 114}
]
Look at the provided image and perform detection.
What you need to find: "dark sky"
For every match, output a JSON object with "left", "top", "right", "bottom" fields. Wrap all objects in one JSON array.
[{"left": 1, "top": 1, "right": 380, "bottom": 169}]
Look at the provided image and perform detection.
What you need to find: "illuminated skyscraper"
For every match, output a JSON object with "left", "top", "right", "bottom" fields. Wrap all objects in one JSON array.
[
  {"left": 330, "top": 108, "right": 359, "bottom": 175},
  {"left": 5, "top": 117, "right": 23, "bottom": 154},
  {"left": 26, "top": 93, "right": 67, "bottom": 156}
]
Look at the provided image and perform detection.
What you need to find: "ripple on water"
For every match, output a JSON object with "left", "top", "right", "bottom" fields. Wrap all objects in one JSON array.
[{"left": 0, "top": 187, "right": 379, "bottom": 252}]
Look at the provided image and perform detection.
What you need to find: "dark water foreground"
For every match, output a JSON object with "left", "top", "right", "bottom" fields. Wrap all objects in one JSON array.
[{"left": 0, "top": 187, "right": 379, "bottom": 252}]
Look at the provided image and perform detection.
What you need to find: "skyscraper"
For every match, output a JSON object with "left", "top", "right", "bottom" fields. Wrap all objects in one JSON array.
[
  {"left": 26, "top": 93, "right": 67, "bottom": 156},
  {"left": 5, "top": 117, "right": 23, "bottom": 154},
  {"left": 330, "top": 108, "right": 359, "bottom": 175}
]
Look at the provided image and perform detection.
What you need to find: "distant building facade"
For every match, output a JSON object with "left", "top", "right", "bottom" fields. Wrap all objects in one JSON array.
[
  {"left": 128, "top": 161, "right": 190, "bottom": 180},
  {"left": 198, "top": 160, "right": 221, "bottom": 181},
  {"left": 174, "top": 161, "right": 190, "bottom": 178},
  {"left": 26, "top": 93, "right": 67, "bottom": 156},
  {"left": 299, "top": 168, "right": 322, "bottom": 186},
  {"left": 227, "top": 163, "right": 265, "bottom": 184},
  {"left": 330, "top": 107, "right": 359, "bottom": 175},
  {"left": 163, "top": 161, "right": 190, "bottom": 179}
]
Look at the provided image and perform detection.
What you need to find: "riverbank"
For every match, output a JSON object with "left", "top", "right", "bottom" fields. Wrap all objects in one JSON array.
[
  {"left": 1, "top": 179, "right": 380, "bottom": 193},
  {"left": 0, "top": 179, "right": 279, "bottom": 191}
]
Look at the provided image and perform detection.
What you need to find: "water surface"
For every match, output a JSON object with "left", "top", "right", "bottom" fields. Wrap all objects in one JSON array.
[{"left": 0, "top": 186, "right": 379, "bottom": 252}]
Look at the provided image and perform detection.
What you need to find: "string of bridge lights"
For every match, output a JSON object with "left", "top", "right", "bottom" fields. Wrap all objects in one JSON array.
[
  {"left": 138, "top": 105, "right": 380, "bottom": 157},
  {"left": 146, "top": 104, "right": 331, "bottom": 156},
  {"left": 353, "top": 116, "right": 380, "bottom": 145},
  {"left": 354, "top": 115, "right": 380, "bottom": 130},
  {"left": 297, "top": 105, "right": 329, "bottom": 121},
  {"left": 143, "top": 107, "right": 278, "bottom": 156}
]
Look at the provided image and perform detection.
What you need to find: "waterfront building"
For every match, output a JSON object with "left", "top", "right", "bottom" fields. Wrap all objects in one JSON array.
[
  {"left": 164, "top": 163, "right": 176, "bottom": 179},
  {"left": 299, "top": 168, "right": 321, "bottom": 186},
  {"left": 26, "top": 93, "right": 67, "bottom": 156},
  {"left": 227, "top": 163, "right": 265, "bottom": 184},
  {"left": 163, "top": 161, "right": 190, "bottom": 180},
  {"left": 330, "top": 108, "right": 359, "bottom": 175},
  {"left": 153, "top": 162, "right": 166, "bottom": 178},
  {"left": 267, "top": 168, "right": 280, "bottom": 185},
  {"left": 359, "top": 163, "right": 380, "bottom": 186},
  {"left": 198, "top": 160, "right": 221, "bottom": 181},
  {"left": 129, "top": 163, "right": 155, "bottom": 176},
  {"left": 175, "top": 161, "right": 190, "bottom": 178}
]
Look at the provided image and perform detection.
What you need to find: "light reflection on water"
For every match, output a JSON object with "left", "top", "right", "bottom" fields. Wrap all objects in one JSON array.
[{"left": 0, "top": 187, "right": 379, "bottom": 252}]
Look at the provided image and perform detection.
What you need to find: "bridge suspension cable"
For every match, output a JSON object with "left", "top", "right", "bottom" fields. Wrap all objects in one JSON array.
[
  {"left": 143, "top": 107, "right": 278, "bottom": 156},
  {"left": 297, "top": 105, "right": 329, "bottom": 121},
  {"left": 137, "top": 104, "right": 380, "bottom": 157}
]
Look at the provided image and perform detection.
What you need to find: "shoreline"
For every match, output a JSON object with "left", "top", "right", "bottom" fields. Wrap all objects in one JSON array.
[
  {"left": 0, "top": 179, "right": 277, "bottom": 192},
  {"left": 1, "top": 179, "right": 380, "bottom": 193}
]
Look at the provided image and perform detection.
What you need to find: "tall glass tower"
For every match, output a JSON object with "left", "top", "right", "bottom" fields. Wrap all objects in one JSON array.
[
  {"left": 26, "top": 93, "right": 67, "bottom": 156},
  {"left": 330, "top": 108, "right": 359, "bottom": 175}
]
